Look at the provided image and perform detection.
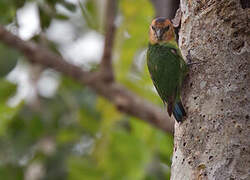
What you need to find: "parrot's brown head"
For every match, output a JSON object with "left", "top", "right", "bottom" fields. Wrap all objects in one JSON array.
[{"left": 149, "top": 17, "right": 175, "bottom": 44}]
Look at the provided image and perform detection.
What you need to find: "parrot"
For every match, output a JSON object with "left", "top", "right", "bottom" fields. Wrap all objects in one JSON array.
[{"left": 147, "top": 17, "right": 187, "bottom": 122}]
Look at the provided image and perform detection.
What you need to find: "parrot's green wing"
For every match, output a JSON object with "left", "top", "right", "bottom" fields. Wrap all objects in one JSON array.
[{"left": 147, "top": 42, "right": 187, "bottom": 116}]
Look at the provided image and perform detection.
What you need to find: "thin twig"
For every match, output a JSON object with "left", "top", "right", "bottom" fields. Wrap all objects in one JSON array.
[{"left": 0, "top": 25, "right": 174, "bottom": 134}]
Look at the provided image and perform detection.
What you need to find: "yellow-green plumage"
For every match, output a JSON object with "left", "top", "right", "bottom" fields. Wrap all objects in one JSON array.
[{"left": 147, "top": 17, "right": 187, "bottom": 122}]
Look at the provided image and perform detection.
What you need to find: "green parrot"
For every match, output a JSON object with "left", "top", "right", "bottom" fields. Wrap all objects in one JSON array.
[{"left": 147, "top": 17, "right": 187, "bottom": 122}]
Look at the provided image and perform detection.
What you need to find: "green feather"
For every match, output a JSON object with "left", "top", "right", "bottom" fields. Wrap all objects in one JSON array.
[{"left": 147, "top": 41, "right": 187, "bottom": 118}]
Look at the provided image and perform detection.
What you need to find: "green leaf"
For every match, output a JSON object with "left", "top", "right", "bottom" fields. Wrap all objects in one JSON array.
[
  {"left": 38, "top": 6, "right": 52, "bottom": 29},
  {"left": 0, "top": 0, "right": 25, "bottom": 24},
  {"left": 0, "top": 164, "right": 24, "bottom": 180},
  {"left": 0, "top": 103, "right": 20, "bottom": 136},
  {"left": 68, "top": 156, "right": 103, "bottom": 180},
  {"left": 56, "top": 128, "right": 80, "bottom": 144},
  {"left": 45, "top": 0, "right": 57, "bottom": 7},
  {"left": 79, "top": 0, "right": 99, "bottom": 30},
  {"left": 79, "top": 108, "right": 100, "bottom": 135},
  {"left": 60, "top": 1, "right": 76, "bottom": 12},
  {"left": 105, "top": 130, "right": 150, "bottom": 179},
  {"left": 0, "top": 79, "right": 17, "bottom": 103},
  {"left": 55, "top": 13, "right": 69, "bottom": 20},
  {"left": 0, "top": 79, "right": 18, "bottom": 137},
  {"left": 13, "top": 0, "right": 26, "bottom": 9},
  {"left": 0, "top": 43, "right": 19, "bottom": 77}
]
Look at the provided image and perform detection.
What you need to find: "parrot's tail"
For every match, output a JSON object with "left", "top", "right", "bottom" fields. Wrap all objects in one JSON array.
[{"left": 173, "top": 101, "right": 186, "bottom": 123}]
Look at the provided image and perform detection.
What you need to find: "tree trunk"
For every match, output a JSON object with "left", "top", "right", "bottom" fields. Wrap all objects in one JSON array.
[
  {"left": 150, "top": 0, "right": 180, "bottom": 18},
  {"left": 171, "top": 0, "right": 249, "bottom": 180}
]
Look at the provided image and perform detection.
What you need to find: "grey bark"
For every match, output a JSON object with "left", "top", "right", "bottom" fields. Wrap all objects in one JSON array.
[
  {"left": 171, "top": 0, "right": 250, "bottom": 180},
  {"left": 150, "top": 0, "right": 180, "bottom": 18}
]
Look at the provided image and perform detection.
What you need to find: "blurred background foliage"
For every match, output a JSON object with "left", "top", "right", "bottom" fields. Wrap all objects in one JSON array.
[{"left": 0, "top": 0, "right": 174, "bottom": 179}]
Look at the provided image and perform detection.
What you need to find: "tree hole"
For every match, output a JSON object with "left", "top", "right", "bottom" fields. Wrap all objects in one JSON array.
[
  {"left": 209, "top": 156, "right": 213, "bottom": 160},
  {"left": 182, "top": 158, "right": 185, "bottom": 164}
]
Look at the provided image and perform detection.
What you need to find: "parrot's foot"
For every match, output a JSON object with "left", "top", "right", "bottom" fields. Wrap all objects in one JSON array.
[{"left": 187, "top": 50, "right": 207, "bottom": 67}]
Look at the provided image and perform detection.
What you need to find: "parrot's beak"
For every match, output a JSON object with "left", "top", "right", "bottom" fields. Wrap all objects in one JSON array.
[{"left": 155, "top": 29, "right": 163, "bottom": 41}]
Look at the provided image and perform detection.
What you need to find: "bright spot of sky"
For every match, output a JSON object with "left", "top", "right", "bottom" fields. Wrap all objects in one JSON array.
[
  {"left": 37, "top": 70, "right": 60, "bottom": 98},
  {"left": 46, "top": 20, "right": 76, "bottom": 44},
  {"left": 17, "top": 2, "right": 40, "bottom": 40},
  {"left": 46, "top": 20, "right": 104, "bottom": 66},
  {"left": 60, "top": 32, "right": 104, "bottom": 66},
  {"left": 7, "top": 61, "right": 36, "bottom": 106}
]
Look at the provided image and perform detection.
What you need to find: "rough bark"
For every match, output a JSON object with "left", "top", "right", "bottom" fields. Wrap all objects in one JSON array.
[
  {"left": 171, "top": 0, "right": 250, "bottom": 180},
  {"left": 99, "top": 0, "right": 116, "bottom": 82}
]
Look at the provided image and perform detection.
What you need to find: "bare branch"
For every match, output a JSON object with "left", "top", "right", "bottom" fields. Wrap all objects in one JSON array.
[
  {"left": 0, "top": 25, "right": 174, "bottom": 134},
  {"left": 99, "top": 0, "right": 117, "bottom": 82}
]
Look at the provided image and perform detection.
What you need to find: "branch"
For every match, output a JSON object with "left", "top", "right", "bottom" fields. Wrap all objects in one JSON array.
[
  {"left": 99, "top": 0, "right": 117, "bottom": 82},
  {"left": 0, "top": 25, "right": 174, "bottom": 134}
]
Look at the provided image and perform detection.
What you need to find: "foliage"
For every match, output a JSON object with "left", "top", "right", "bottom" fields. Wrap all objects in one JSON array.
[
  {"left": 0, "top": 43, "right": 19, "bottom": 78},
  {"left": 0, "top": 0, "right": 173, "bottom": 179}
]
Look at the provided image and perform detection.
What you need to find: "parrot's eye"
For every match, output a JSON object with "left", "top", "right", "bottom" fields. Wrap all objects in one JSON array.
[
  {"left": 163, "top": 25, "right": 169, "bottom": 32},
  {"left": 151, "top": 26, "right": 156, "bottom": 31}
]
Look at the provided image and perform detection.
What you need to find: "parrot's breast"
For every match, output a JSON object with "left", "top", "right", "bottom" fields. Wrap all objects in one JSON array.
[{"left": 147, "top": 43, "right": 183, "bottom": 102}]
